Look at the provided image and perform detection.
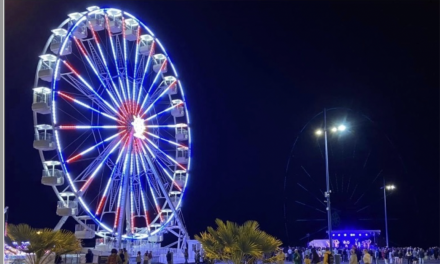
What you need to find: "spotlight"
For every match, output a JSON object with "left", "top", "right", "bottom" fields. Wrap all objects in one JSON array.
[{"left": 338, "top": 125, "right": 346, "bottom": 131}]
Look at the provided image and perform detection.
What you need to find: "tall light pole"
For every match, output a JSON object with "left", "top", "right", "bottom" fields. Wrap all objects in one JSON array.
[
  {"left": 315, "top": 108, "right": 347, "bottom": 252},
  {"left": 382, "top": 180, "right": 395, "bottom": 247}
]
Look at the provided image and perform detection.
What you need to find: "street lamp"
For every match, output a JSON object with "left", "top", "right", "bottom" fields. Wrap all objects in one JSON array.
[
  {"left": 315, "top": 108, "right": 347, "bottom": 251},
  {"left": 381, "top": 181, "right": 395, "bottom": 247}
]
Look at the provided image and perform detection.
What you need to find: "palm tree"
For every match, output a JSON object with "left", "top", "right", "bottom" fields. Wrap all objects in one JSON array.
[
  {"left": 195, "top": 219, "right": 283, "bottom": 264},
  {"left": 7, "top": 224, "right": 82, "bottom": 264}
]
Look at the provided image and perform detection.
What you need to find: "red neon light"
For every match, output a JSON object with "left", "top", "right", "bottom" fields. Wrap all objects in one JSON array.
[
  {"left": 63, "top": 61, "right": 79, "bottom": 76},
  {"left": 58, "top": 91, "right": 75, "bottom": 102},
  {"left": 114, "top": 207, "right": 121, "bottom": 227},
  {"left": 96, "top": 196, "right": 107, "bottom": 215},
  {"left": 73, "top": 37, "right": 88, "bottom": 56},
  {"left": 80, "top": 177, "right": 93, "bottom": 192},
  {"left": 66, "top": 153, "right": 82, "bottom": 163},
  {"left": 88, "top": 21, "right": 100, "bottom": 44}
]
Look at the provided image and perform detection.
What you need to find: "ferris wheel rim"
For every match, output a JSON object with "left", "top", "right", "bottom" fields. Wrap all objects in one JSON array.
[{"left": 33, "top": 6, "right": 191, "bottom": 240}]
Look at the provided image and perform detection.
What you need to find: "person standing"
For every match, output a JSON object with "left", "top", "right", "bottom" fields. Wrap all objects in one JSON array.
[
  {"left": 136, "top": 251, "right": 142, "bottom": 264},
  {"left": 184, "top": 248, "right": 189, "bottom": 264},
  {"left": 86, "top": 249, "right": 94, "bottom": 264},
  {"left": 363, "top": 250, "right": 372, "bottom": 264},
  {"left": 124, "top": 248, "right": 130, "bottom": 264},
  {"left": 418, "top": 249, "right": 425, "bottom": 264},
  {"left": 323, "top": 248, "right": 333, "bottom": 264},
  {"left": 108, "top": 249, "right": 123, "bottom": 264},
  {"left": 293, "top": 249, "right": 301, "bottom": 264},
  {"left": 143, "top": 252, "right": 149, "bottom": 264},
  {"left": 349, "top": 250, "right": 358, "bottom": 264},
  {"left": 148, "top": 251, "right": 153, "bottom": 264},
  {"left": 119, "top": 250, "right": 126, "bottom": 264},
  {"left": 311, "top": 248, "right": 320, "bottom": 264},
  {"left": 166, "top": 250, "right": 172, "bottom": 264}
]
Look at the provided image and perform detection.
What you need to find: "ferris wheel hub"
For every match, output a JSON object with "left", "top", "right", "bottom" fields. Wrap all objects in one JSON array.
[{"left": 132, "top": 115, "right": 146, "bottom": 139}]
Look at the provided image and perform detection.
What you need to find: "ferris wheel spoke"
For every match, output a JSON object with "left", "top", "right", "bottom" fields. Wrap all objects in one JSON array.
[
  {"left": 72, "top": 37, "right": 121, "bottom": 111},
  {"left": 113, "top": 137, "right": 134, "bottom": 229},
  {"left": 129, "top": 159, "right": 136, "bottom": 234},
  {"left": 87, "top": 21, "right": 126, "bottom": 110},
  {"left": 131, "top": 27, "right": 142, "bottom": 111},
  {"left": 137, "top": 149, "right": 164, "bottom": 222},
  {"left": 144, "top": 102, "right": 183, "bottom": 121},
  {"left": 136, "top": 42, "right": 155, "bottom": 107},
  {"left": 57, "top": 91, "right": 121, "bottom": 123},
  {"left": 78, "top": 134, "right": 127, "bottom": 193},
  {"left": 104, "top": 14, "right": 128, "bottom": 106},
  {"left": 62, "top": 60, "right": 119, "bottom": 115},
  {"left": 146, "top": 132, "right": 187, "bottom": 148},
  {"left": 146, "top": 124, "right": 187, "bottom": 128},
  {"left": 138, "top": 139, "right": 183, "bottom": 191},
  {"left": 66, "top": 131, "right": 124, "bottom": 163},
  {"left": 142, "top": 79, "right": 178, "bottom": 116},
  {"left": 134, "top": 151, "right": 151, "bottom": 229},
  {"left": 139, "top": 58, "right": 167, "bottom": 113},
  {"left": 58, "top": 125, "right": 124, "bottom": 130},
  {"left": 121, "top": 17, "right": 132, "bottom": 109},
  {"left": 142, "top": 137, "right": 186, "bottom": 170},
  {"left": 96, "top": 144, "right": 127, "bottom": 216}
]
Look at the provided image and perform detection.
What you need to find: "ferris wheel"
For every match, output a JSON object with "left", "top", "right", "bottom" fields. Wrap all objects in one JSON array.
[{"left": 31, "top": 6, "right": 191, "bottom": 248}]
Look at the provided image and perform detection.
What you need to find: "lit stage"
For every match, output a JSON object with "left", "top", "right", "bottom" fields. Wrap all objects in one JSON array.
[{"left": 308, "top": 230, "right": 381, "bottom": 249}]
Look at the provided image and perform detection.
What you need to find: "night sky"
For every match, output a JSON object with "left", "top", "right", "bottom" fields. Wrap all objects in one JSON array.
[{"left": 5, "top": 1, "right": 439, "bottom": 248}]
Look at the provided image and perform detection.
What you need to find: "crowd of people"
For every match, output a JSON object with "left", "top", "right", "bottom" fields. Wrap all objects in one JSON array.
[{"left": 283, "top": 246, "right": 440, "bottom": 264}]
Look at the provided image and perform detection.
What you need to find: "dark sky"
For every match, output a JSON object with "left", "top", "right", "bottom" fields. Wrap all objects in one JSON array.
[{"left": 5, "top": 1, "right": 439, "bottom": 248}]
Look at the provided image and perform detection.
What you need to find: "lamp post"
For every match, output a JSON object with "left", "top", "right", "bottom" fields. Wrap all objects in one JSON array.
[
  {"left": 315, "top": 108, "right": 347, "bottom": 251},
  {"left": 382, "top": 180, "right": 395, "bottom": 247}
]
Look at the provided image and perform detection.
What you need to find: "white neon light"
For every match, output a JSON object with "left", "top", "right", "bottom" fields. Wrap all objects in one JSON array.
[
  {"left": 146, "top": 132, "right": 185, "bottom": 148},
  {"left": 88, "top": 21, "right": 124, "bottom": 106},
  {"left": 105, "top": 14, "right": 128, "bottom": 103},
  {"left": 146, "top": 124, "right": 187, "bottom": 128},
  {"left": 59, "top": 125, "right": 122, "bottom": 129},
  {"left": 79, "top": 138, "right": 123, "bottom": 192},
  {"left": 143, "top": 80, "right": 177, "bottom": 115},
  {"left": 62, "top": 60, "right": 119, "bottom": 115},
  {"left": 139, "top": 60, "right": 166, "bottom": 111},
  {"left": 71, "top": 38, "right": 121, "bottom": 109},
  {"left": 145, "top": 103, "right": 181, "bottom": 121},
  {"left": 57, "top": 92, "right": 119, "bottom": 122}
]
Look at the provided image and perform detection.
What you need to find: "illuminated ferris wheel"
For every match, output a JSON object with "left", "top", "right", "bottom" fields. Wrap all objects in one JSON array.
[{"left": 31, "top": 6, "right": 191, "bottom": 247}]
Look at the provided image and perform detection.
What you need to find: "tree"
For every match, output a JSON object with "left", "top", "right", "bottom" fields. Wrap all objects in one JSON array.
[
  {"left": 7, "top": 224, "right": 82, "bottom": 264},
  {"left": 195, "top": 219, "right": 283, "bottom": 264}
]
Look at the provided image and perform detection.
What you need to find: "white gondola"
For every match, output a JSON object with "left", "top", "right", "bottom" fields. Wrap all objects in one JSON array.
[
  {"left": 74, "top": 216, "right": 96, "bottom": 239},
  {"left": 68, "top": 13, "right": 87, "bottom": 39},
  {"left": 171, "top": 99, "right": 185, "bottom": 117},
  {"left": 38, "top": 54, "right": 59, "bottom": 82},
  {"left": 41, "top": 161, "right": 64, "bottom": 186},
  {"left": 176, "top": 147, "right": 189, "bottom": 164},
  {"left": 124, "top": 18, "right": 139, "bottom": 41},
  {"left": 32, "top": 87, "right": 52, "bottom": 114},
  {"left": 50, "top": 29, "right": 72, "bottom": 55},
  {"left": 139, "top": 35, "right": 154, "bottom": 55},
  {"left": 169, "top": 191, "right": 182, "bottom": 208},
  {"left": 161, "top": 209, "right": 172, "bottom": 222},
  {"left": 159, "top": 76, "right": 178, "bottom": 95},
  {"left": 152, "top": 54, "right": 167, "bottom": 73},
  {"left": 175, "top": 124, "right": 189, "bottom": 141},
  {"left": 174, "top": 171, "right": 187, "bottom": 189},
  {"left": 107, "top": 9, "right": 122, "bottom": 33},
  {"left": 86, "top": 6, "right": 105, "bottom": 31},
  {"left": 56, "top": 192, "right": 78, "bottom": 216},
  {"left": 33, "top": 124, "right": 56, "bottom": 151}
]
